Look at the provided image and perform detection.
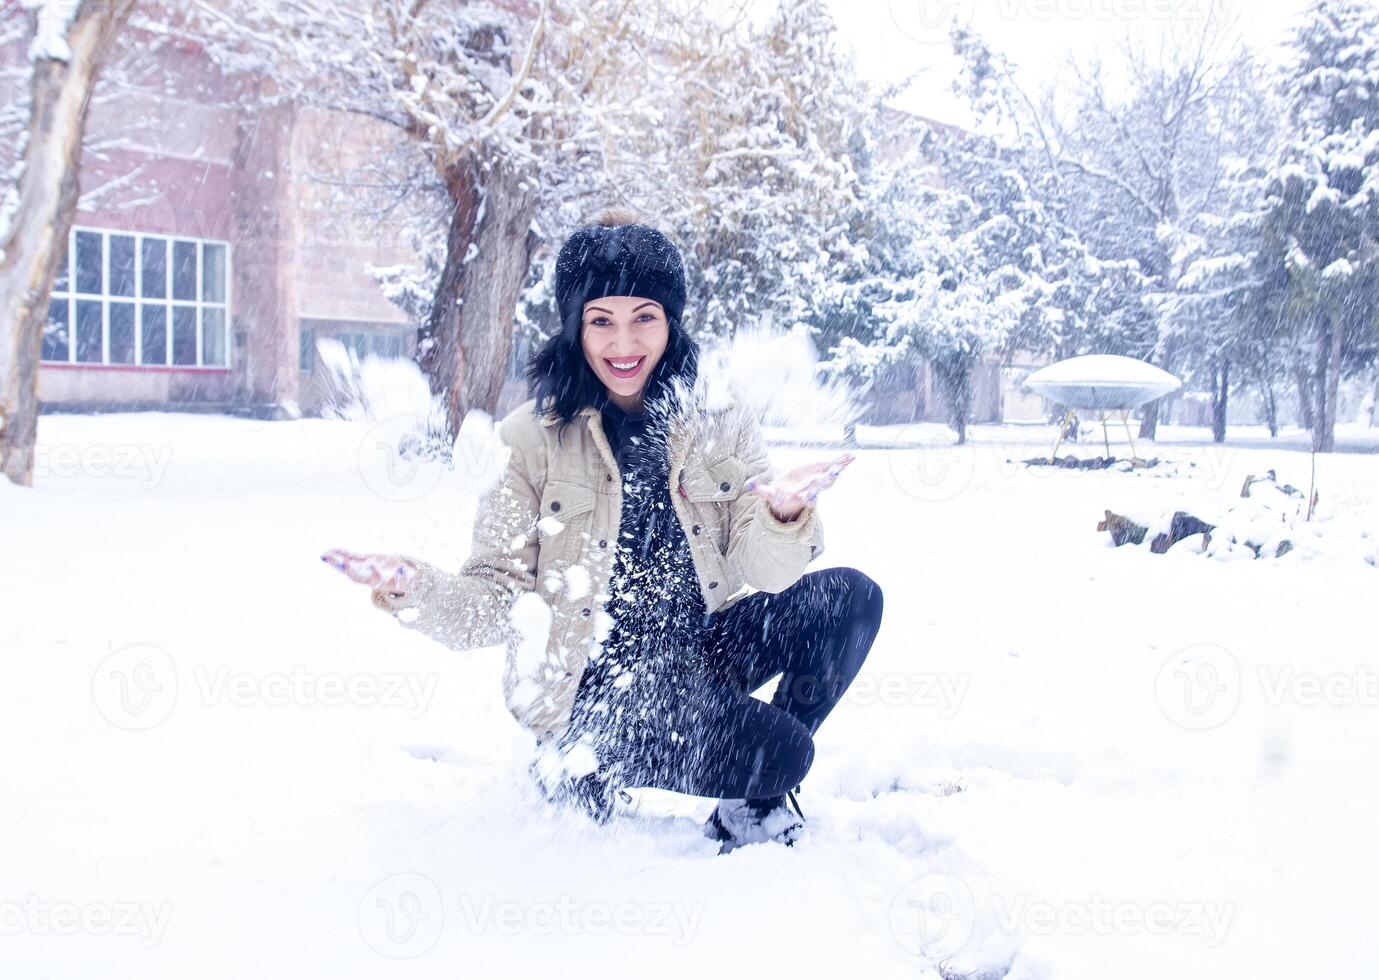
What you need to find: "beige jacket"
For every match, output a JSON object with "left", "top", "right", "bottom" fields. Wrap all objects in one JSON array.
[{"left": 380, "top": 391, "right": 825, "bottom": 741}]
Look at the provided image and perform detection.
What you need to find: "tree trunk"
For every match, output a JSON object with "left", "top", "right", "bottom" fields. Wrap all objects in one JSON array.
[
  {"left": 418, "top": 153, "right": 539, "bottom": 440},
  {"left": 1369, "top": 363, "right": 1379, "bottom": 428},
  {"left": 1294, "top": 362, "right": 1315, "bottom": 434},
  {"left": 1312, "top": 315, "right": 1343, "bottom": 453},
  {"left": 1211, "top": 358, "right": 1229, "bottom": 443},
  {"left": 935, "top": 353, "right": 972, "bottom": 446},
  {"left": 1260, "top": 376, "right": 1278, "bottom": 438},
  {"left": 1137, "top": 396, "right": 1161, "bottom": 441},
  {"left": 0, "top": 2, "right": 133, "bottom": 486}
]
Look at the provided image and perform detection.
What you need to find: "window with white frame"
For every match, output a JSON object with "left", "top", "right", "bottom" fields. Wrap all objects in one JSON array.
[{"left": 41, "top": 227, "right": 231, "bottom": 368}]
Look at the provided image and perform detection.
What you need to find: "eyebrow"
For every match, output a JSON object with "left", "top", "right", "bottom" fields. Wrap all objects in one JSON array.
[{"left": 585, "top": 301, "right": 661, "bottom": 315}]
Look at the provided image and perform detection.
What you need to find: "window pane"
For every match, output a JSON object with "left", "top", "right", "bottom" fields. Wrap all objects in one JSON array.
[
  {"left": 75, "top": 231, "right": 102, "bottom": 295},
  {"left": 172, "top": 306, "right": 196, "bottom": 365},
  {"left": 172, "top": 241, "right": 197, "bottom": 301},
  {"left": 141, "top": 237, "right": 167, "bottom": 298},
  {"left": 109, "top": 302, "right": 135, "bottom": 363},
  {"left": 109, "top": 235, "right": 135, "bottom": 297},
  {"left": 141, "top": 305, "right": 167, "bottom": 365},
  {"left": 201, "top": 307, "right": 226, "bottom": 366},
  {"left": 75, "top": 300, "right": 103, "bottom": 362},
  {"left": 299, "top": 326, "right": 315, "bottom": 373},
  {"left": 202, "top": 243, "right": 226, "bottom": 303},
  {"left": 54, "top": 239, "right": 70, "bottom": 293},
  {"left": 43, "top": 298, "right": 69, "bottom": 361}
]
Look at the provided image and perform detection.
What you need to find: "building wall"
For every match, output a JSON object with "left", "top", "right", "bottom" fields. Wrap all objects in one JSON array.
[
  {"left": 36, "top": 32, "right": 246, "bottom": 410},
  {"left": 33, "top": 27, "right": 422, "bottom": 416}
]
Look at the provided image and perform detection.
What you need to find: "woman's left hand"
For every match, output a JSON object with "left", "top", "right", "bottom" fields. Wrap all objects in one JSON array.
[{"left": 744, "top": 453, "right": 854, "bottom": 523}]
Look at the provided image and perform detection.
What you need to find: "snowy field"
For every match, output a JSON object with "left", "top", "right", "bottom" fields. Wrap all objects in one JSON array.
[{"left": 3, "top": 411, "right": 1377, "bottom": 979}]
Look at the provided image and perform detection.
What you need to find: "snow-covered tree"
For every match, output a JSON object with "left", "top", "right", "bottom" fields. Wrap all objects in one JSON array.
[
  {"left": 948, "top": 10, "right": 1261, "bottom": 440},
  {"left": 196, "top": 0, "right": 668, "bottom": 438},
  {"left": 647, "top": 0, "right": 873, "bottom": 345},
  {"left": 1162, "top": 62, "right": 1283, "bottom": 441},
  {"left": 0, "top": 0, "right": 137, "bottom": 487},
  {"left": 1252, "top": 0, "right": 1379, "bottom": 452}
]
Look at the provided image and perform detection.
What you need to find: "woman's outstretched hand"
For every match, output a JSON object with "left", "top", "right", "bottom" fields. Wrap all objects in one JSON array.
[
  {"left": 321, "top": 548, "right": 419, "bottom": 606},
  {"left": 744, "top": 453, "right": 854, "bottom": 523}
]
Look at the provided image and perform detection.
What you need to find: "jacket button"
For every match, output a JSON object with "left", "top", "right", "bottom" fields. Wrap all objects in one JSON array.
[
  {"left": 719, "top": 481, "right": 731, "bottom": 492},
  {"left": 550, "top": 501, "right": 561, "bottom": 512},
  {"left": 606, "top": 474, "right": 614, "bottom": 482},
  {"left": 598, "top": 539, "right": 608, "bottom": 548},
  {"left": 708, "top": 581, "right": 718, "bottom": 589},
  {"left": 581, "top": 607, "right": 591, "bottom": 617},
  {"left": 692, "top": 524, "right": 701, "bottom": 535}
]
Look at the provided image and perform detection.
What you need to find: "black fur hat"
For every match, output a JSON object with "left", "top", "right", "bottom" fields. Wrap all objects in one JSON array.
[
  {"left": 528, "top": 210, "right": 697, "bottom": 426},
  {"left": 553, "top": 209, "right": 688, "bottom": 335}
]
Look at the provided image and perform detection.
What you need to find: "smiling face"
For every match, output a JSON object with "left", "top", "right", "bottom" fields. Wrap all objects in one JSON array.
[{"left": 580, "top": 295, "right": 670, "bottom": 411}]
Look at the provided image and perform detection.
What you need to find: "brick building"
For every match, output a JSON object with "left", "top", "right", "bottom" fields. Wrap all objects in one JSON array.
[{"left": 12, "top": 21, "right": 1052, "bottom": 425}]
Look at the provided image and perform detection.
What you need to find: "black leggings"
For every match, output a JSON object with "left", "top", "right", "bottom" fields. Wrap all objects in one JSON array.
[{"left": 560, "top": 566, "right": 884, "bottom": 801}]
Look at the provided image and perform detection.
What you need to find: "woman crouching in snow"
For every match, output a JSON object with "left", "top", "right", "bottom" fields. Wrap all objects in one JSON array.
[{"left": 324, "top": 209, "right": 883, "bottom": 851}]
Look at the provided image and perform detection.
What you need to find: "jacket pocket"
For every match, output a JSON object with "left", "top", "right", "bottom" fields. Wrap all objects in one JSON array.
[
  {"left": 537, "top": 480, "right": 596, "bottom": 569},
  {"left": 680, "top": 454, "right": 748, "bottom": 504}
]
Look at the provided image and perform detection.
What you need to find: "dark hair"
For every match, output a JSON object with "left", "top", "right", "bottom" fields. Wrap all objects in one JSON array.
[{"left": 524, "top": 210, "right": 706, "bottom": 441}]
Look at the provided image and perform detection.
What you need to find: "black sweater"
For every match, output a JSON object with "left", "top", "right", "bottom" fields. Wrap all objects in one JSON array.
[{"left": 578, "top": 400, "right": 708, "bottom": 695}]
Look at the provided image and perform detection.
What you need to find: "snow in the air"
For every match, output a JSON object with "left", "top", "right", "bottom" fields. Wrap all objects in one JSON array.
[{"left": 2, "top": 403, "right": 1377, "bottom": 979}]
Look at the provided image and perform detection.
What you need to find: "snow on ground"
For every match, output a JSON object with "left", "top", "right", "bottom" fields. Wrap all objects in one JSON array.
[{"left": 2, "top": 411, "right": 1377, "bottom": 979}]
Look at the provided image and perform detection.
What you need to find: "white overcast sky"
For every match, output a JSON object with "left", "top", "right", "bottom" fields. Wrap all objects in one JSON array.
[{"left": 792, "top": 0, "right": 1319, "bottom": 128}]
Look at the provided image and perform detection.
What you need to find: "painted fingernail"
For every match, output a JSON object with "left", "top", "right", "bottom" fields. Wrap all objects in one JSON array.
[{"left": 744, "top": 478, "right": 757, "bottom": 491}]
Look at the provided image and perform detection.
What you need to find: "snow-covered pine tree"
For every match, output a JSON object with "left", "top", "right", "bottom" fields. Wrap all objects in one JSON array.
[
  {"left": 949, "top": 12, "right": 1260, "bottom": 440},
  {"left": 1250, "top": 0, "right": 1379, "bottom": 452}
]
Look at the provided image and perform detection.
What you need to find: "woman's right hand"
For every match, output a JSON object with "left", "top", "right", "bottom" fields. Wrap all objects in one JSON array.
[{"left": 321, "top": 548, "right": 420, "bottom": 606}]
